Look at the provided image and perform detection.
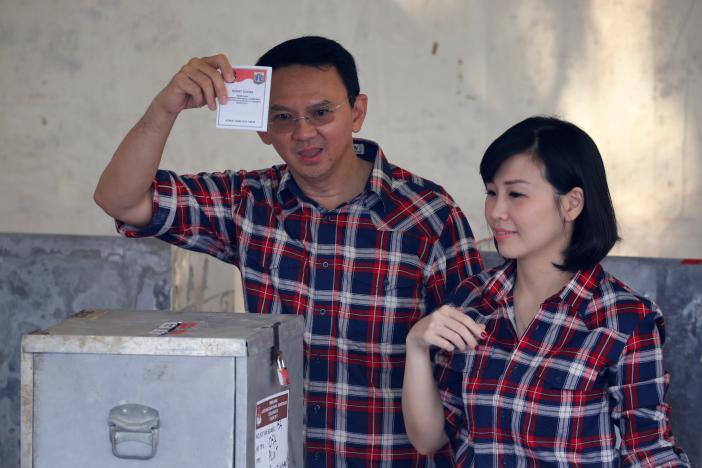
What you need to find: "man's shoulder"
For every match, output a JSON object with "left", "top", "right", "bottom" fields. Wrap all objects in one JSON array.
[{"left": 386, "top": 161, "right": 457, "bottom": 206}]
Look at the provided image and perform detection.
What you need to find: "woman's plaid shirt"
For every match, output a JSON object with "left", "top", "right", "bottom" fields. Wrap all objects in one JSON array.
[
  {"left": 118, "top": 139, "right": 483, "bottom": 467},
  {"left": 435, "top": 260, "right": 690, "bottom": 467}
]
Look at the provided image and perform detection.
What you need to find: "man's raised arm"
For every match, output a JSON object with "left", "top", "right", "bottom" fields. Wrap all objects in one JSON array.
[{"left": 94, "top": 54, "right": 235, "bottom": 226}]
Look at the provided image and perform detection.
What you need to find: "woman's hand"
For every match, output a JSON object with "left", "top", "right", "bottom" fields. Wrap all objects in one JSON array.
[{"left": 407, "top": 305, "right": 485, "bottom": 352}]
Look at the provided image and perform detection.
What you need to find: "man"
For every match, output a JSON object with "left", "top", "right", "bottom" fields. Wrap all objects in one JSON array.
[{"left": 94, "top": 36, "right": 483, "bottom": 466}]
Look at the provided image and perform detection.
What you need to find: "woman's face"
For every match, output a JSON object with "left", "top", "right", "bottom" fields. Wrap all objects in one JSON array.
[{"left": 484, "top": 153, "right": 579, "bottom": 266}]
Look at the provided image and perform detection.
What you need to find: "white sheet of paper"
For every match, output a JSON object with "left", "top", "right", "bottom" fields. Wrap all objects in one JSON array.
[{"left": 216, "top": 65, "right": 272, "bottom": 131}]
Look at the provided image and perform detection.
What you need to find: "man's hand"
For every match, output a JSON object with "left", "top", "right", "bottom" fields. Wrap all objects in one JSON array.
[
  {"left": 152, "top": 54, "right": 236, "bottom": 116},
  {"left": 407, "top": 305, "right": 485, "bottom": 353},
  {"left": 95, "top": 54, "right": 237, "bottom": 226}
]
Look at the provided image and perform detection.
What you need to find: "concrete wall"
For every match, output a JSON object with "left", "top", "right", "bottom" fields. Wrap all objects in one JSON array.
[{"left": 1, "top": 0, "right": 701, "bottom": 259}]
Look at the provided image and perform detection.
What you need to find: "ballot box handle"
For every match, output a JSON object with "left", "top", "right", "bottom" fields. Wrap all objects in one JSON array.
[{"left": 108, "top": 403, "right": 160, "bottom": 460}]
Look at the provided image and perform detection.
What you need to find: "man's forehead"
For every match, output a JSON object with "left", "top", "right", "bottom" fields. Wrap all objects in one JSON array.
[
  {"left": 270, "top": 100, "right": 334, "bottom": 111},
  {"left": 270, "top": 64, "right": 346, "bottom": 98}
]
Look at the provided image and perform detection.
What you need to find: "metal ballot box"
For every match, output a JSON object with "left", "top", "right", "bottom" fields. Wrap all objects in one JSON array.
[{"left": 20, "top": 309, "right": 304, "bottom": 468}]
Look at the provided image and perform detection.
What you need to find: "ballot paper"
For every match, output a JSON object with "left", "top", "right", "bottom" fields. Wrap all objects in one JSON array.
[{"left": 216, "top": 66, "right": 272, "bottom": 131}]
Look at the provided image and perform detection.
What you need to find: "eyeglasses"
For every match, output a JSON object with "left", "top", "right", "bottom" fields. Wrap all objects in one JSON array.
[{"left": 267, "top": 103, "right": 344, "bottom": 133}]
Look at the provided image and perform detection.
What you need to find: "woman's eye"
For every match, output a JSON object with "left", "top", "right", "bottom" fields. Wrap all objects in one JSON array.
[
  {"left": 485, "top": 189, "right": 496, "bottom": 196},
  {"left": 509, "top": 192, "right": 524, "bottom": 198}
]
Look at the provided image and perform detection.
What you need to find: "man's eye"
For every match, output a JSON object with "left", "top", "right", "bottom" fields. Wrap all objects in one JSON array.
[
  {"left": 310, "top": 108, "right": 331, "bottom": 119},
  {"left": 271, "top": 113, "right": 293, "bottom": 122}
]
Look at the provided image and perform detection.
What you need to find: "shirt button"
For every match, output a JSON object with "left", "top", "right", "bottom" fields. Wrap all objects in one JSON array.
[
  {"left": 313, "top": 404, "right": 321, "bottom": 412},
  {"left": 319, "top": 308, "right": 326, "bottom": 315},
  {"left": 322, "top": 261, "right": 329, "bottom": 268}
]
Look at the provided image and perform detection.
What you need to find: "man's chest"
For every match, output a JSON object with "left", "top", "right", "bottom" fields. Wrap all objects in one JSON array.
[{"left": 236, "top": 210, "right": 437, "bottom": 317}]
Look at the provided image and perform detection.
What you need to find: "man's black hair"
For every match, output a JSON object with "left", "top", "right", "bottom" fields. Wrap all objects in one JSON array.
[
  {"left": 480, "top": 116, "right": 620, "bottom": 272},
  {"left": 256, "top": 36, "right": 360, "bottom": 105}
]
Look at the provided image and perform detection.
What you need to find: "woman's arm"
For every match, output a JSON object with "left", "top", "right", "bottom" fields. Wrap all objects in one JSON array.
[
  {"left": 402, "top": 305, "right": 484, "bottom": 454},
  {"left": 610, "top": 309, "right": 690, "bottom": 467}
]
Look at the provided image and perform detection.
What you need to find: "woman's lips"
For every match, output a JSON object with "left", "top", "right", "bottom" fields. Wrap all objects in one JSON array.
[{"left": 492, "top": 229, "right": 516, "bottom": 241}]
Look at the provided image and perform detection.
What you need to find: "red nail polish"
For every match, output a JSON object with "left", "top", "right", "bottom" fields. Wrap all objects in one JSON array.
[{"left": 480, "top": 331, "right": 487, "bottom": 339}]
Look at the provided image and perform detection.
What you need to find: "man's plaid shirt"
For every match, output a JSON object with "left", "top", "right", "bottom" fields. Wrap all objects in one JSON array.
[
  {"left": 435, "top": 260, "right": 689, "bottom": 467},
  {"left": 118, "top": 139, "right": 483, "bottom": 466}
]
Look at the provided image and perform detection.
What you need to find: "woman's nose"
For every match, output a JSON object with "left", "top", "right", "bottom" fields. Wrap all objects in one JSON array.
[{"left": 486, "top": 195, "right": 507, "bottom": 221}]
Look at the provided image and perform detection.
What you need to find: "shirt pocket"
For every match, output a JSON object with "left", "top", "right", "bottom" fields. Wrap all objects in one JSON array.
[
  {"left": 344, "top": 271, "right": 423, "bottom": 340},
  {"left": 268, "top": 255, "right": 308, "bottom": 315},
  {"left": 527, "top": 355, "right": 613, "bottom": 452},
  {"left": 535, "top": 353, "right": 609, "bottom": 401},
  {"left": 341, "top": 270, "right": 423, "bottom": 389}
]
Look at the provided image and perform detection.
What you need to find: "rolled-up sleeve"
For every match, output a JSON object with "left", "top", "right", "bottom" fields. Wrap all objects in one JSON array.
[
  {"left": 116, "top": 169, "right": 241, "bottom": 265},
  {"left": 609, "top": 310, "right": 690, "bottom": 467}
]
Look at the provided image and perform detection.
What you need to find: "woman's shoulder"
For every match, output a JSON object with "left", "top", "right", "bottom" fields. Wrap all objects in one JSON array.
[
  {"left": 449, "top": 260, "right": 514, "bottom": 308},
  {"left": 582, "top": 267, "right": 662, "bottom": 336}
]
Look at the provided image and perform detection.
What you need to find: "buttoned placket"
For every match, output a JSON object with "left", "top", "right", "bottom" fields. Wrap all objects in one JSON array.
[{"left": 487, "top": 297, "right": 555, "bottom": 460}]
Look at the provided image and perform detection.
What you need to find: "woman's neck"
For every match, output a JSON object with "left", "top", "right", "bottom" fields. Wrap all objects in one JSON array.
[
  {"left": 514, "top": 258, "right": 573, "bottom": 302},
  {"left": 512, "top": 257, "right": 574, "bottom": 336}
]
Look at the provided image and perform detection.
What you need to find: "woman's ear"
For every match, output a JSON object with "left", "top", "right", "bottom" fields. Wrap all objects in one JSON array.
[{"left": 561, "top": 187, "right": 584, "bottom": 222}]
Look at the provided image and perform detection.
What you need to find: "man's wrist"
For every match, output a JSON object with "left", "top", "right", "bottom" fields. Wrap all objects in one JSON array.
[{"left": 142, "top": 100, "right": 179, "bottom": 133}]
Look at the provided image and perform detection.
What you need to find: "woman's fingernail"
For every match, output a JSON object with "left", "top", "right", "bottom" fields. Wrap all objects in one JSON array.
[{"left": 480, "top": 331, "right": 487, "bottom": 339}]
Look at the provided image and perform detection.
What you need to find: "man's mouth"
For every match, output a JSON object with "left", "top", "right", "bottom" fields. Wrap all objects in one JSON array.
[{"left": 297, "top": 147, "right": 323, "bottom": 159}]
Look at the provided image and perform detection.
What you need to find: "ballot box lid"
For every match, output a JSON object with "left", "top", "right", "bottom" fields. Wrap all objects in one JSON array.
[{"left": 22, "top": 309, "right": 303, "bottom": 357}]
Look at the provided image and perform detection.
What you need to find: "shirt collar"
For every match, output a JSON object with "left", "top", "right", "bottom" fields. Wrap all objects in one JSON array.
[
  {"left": 484, "top": 259, "right": 602, "bottom": 318},
  {"left": 276, "top": 138, "right": 396, "bottom": 214}
]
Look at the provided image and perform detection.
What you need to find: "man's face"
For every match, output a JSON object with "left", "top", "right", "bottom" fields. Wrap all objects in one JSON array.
[{"left": 258, "top": 65, "right": 367, "bottom": 190}]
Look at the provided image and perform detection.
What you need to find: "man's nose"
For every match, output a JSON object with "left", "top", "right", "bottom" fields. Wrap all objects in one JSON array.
[{"left": 291, "top": 116, "right": 317, "bottom": 139}]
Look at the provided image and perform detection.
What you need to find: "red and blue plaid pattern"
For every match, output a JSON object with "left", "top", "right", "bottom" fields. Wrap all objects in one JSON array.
[
  {"left": 118, "top": 139, "right": 483, "bottom": 467},
  {"left": 435, "top": 260, "right": 690, "bottom": 467}
]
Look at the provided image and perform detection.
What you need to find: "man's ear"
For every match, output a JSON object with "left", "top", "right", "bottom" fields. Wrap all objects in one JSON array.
[
  {"left": 561, "top": 187, "right": 584, "bottom": 222},
  {"left": 351, "top": 94, "right": 368, "bottom": 133},
  {"left": 257, "top": 131, "right": 272, "bottom": 145}
]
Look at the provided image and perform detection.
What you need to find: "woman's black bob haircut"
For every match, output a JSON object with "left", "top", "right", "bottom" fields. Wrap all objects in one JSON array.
[
  {"left": 480, "top": 116, "right": 619, "bottom": 272},
  {"left": 256, "top": 36, "right": 360, "bottom": 106}
]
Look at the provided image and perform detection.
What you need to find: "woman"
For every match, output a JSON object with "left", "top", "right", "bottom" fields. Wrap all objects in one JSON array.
[{"left": 402, "top": 116, "right": 689, "bottom": 467}]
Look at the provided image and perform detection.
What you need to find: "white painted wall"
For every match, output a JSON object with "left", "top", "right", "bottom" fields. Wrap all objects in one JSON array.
[{"left": 1, "top": 0, "right": 701, "bottom": 259}]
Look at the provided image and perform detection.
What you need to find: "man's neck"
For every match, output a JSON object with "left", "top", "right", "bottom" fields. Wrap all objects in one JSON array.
[{"left": 295, "top": 156, "right": 373, "bottom": 211}]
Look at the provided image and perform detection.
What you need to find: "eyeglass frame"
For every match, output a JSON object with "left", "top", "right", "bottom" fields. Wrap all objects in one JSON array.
[{"left": 266, "top": 103, "right": 344, "bottom": 133}]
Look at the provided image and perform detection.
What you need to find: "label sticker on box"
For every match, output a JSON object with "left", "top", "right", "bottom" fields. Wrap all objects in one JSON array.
[
  {"left": 148, "top": 321, "right": 182, "bottom": 336},
  {"left": 254, "top": 390, "right": 289, "bottom": 468}
]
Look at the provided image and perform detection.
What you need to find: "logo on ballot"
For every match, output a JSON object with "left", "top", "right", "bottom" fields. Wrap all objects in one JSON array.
[{"left": 253, "top": 71, "right": 266, "bottom": 84}]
